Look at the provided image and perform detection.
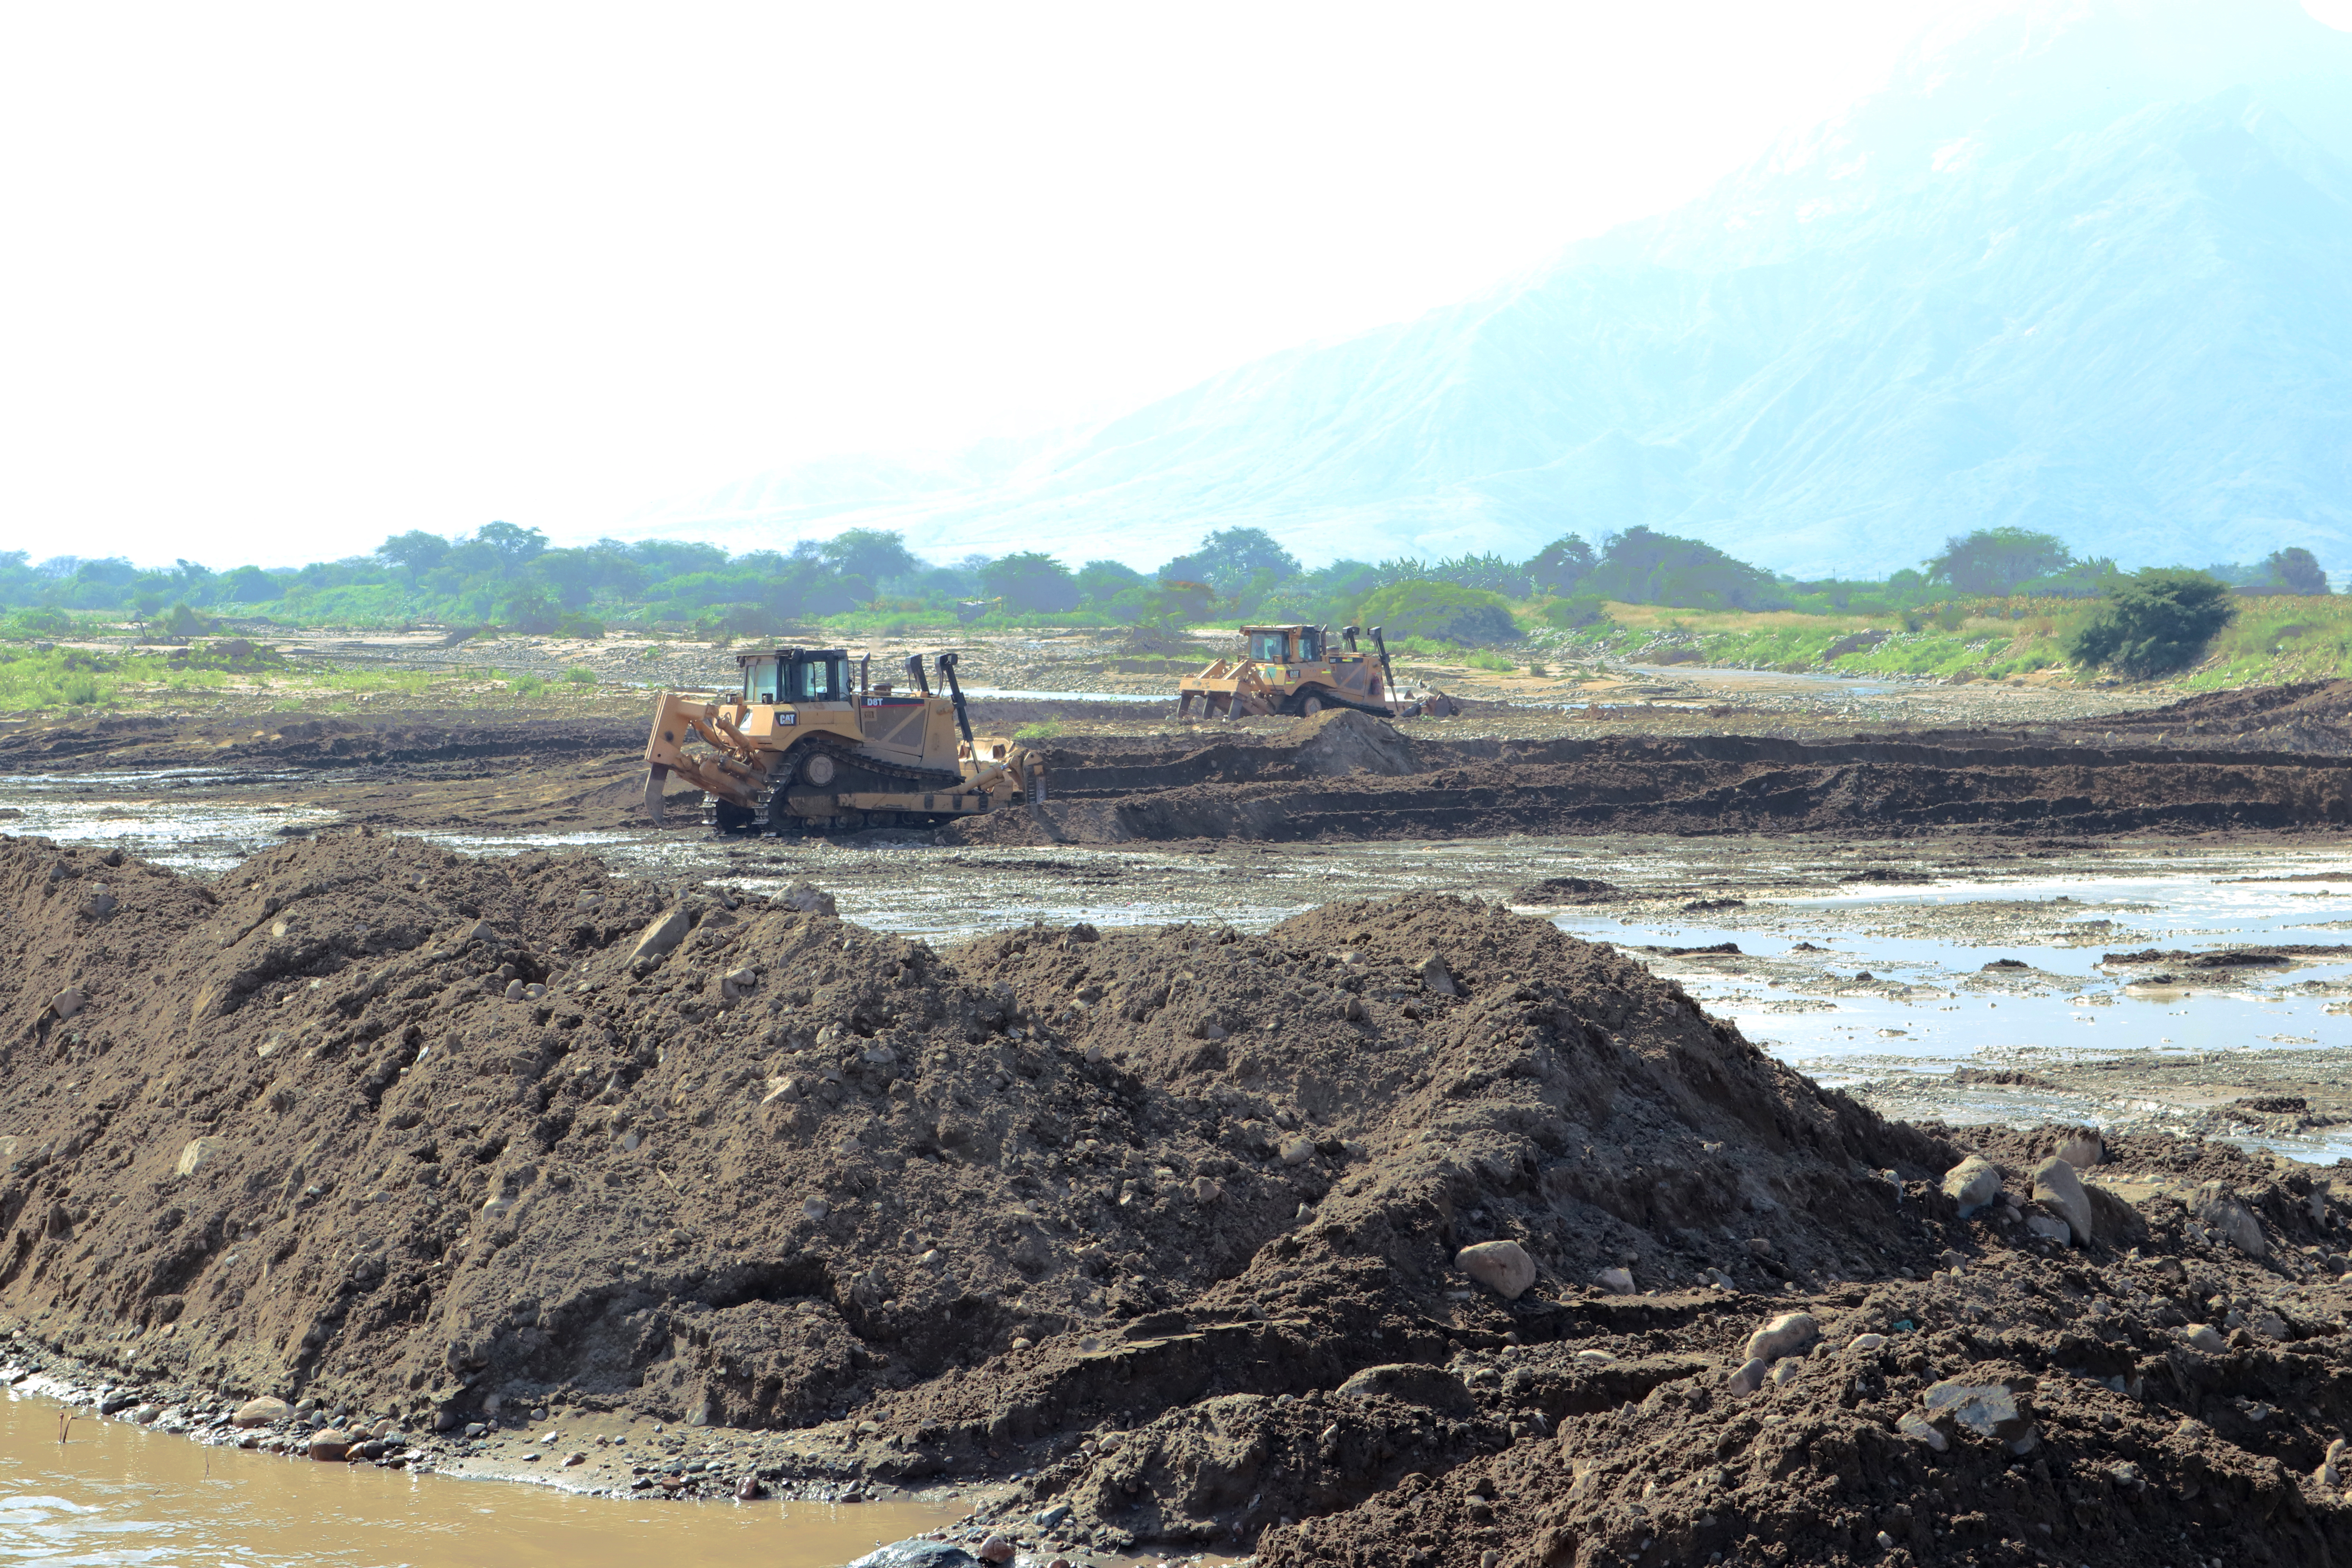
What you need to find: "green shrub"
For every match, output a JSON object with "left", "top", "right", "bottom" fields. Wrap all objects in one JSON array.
[
  {"left": 563, "top": 665, "right": 597, "bottom": 685},
  {"left": 2067, "top": 570, "right": 2236, "bottom": 677},
  {"left": 508, "top": 673, "right": 547, "bottom": 697},
  {"left": 1355, "top": 581, "right": 1518, "bottom": 645},
  {"left": 1012, "top": 717, "right": 1066, "bottom": 740},
  {"left": 160, "top": 602, "right": 219, "bottom": 637}
]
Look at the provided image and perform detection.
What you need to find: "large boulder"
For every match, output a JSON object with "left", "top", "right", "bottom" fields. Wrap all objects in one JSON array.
[
  {"left": 628, "top": 907, "right": 692, "bottom": 969},
  {"left": 232, "top": 1396, "right": 292, "bottom": 1428},
  {"left": 1942, "top": 1156, "right": 2001, "bottom": 1216},
  {"left": 1744, "top": 1312, "right": 1820, "bottom": 1364},
  {"left": 1456, "top": 1240, "right": 1537, "bottom": 1300},
  {"left": 2032, "top": 1158, "right": 2094, "bottom": 1246}
]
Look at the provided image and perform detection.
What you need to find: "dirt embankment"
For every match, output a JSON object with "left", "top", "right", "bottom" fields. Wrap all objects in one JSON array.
[
  {"left": 966, "top": 709, "right": 2352, "bottom": 844},
  {"left": 5, "top": 830, "right": 2352, "bottom": 1563},
  {"left": 16, "top": 698, "right": 2352, "bottom": 846}
]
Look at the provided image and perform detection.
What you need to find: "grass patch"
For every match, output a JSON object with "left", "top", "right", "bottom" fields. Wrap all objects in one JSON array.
[
  {"left": 1012, "top": 717, "right": 1067, "bottom": 741},
  {"left": 300, "top": 665, "right": 453, "bottom": 698},
  {"left": 564, "top": 665, "right": 597, "bottom": 685}
]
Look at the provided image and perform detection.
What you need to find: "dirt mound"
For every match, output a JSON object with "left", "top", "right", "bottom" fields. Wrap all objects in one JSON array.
[
  {"left": 5, "top": 833, "right": 2352, "bottom": 1565},
  {"left": 1285, "top": 709, "right": 1420, "bottom": 777},
  {"left": 2061, "top": 679, "right": 2352, "bottom": 753},
  {"left": 1512, "top": 877, "right": 1621, "bottom": 905}
]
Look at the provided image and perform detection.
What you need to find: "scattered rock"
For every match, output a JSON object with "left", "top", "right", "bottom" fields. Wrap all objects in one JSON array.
[
  {"left": 308, "top": 1428, "right": 354, "bottom": 1461},
  {"left": 2191, "top": 1182, "right": 2266, "bottom": 1256},
  {"left": 848, "top": 1543, "right": 979, "bottom": 1568},
  {"left": 2031, "top": 1157, "right": 2092, "bottom": 1245},
  {"left": 1726, "top": 1357, "right": 1769, "bottom": 1396},
  {"left": 1941, "top": 1155, "right": 2001, "bottom": 1216},
  {"left": 2183, "top": 1323, "right": 2227, "bottom": 1353},
  {"left": 174, "top": 1136, "right": 228, "bottom": 1179},
  {"left": 2025, "top": 1215, "right": 2071, "bottom": 1246},
  {"left": 629, "top": 907, "right": 693, "bottom": 969},
  {"left": 1190, "top": 1176, "right": 1223, "bottom": 1204},
  {"left": 1921, "top": 1379, "right": 2037, "bottom": 1452},
  {"left": 1455, "top": 1239, "right": 1537, "bottom": 1301},
  {"left": 1416, "top": 953, "right": 1458, "bottom": 995},
  {"left": 1846, "top": 1333, "right": 1888, "bottom": 1354},
  {"left": 1743, "top": 1312, "right": 1820, "bottom": 1364},
  {"left": 1594, "top": 1267, "right": 1635, "bottom": 1295},
  {"left": 1896, "top": 1407, "right": 1949, "bottom": 1450},
  {"left": 1279, "top": 1136, "right": 1316, "bottom": 1166},
  {"left": 49, "top": 987, "right": 85, "bottom": 1020},
  {"left": 232, "top": 1397, "right": 291, "bottom": 1428},
  {"left": 777, "top": 881, "right": 838, "bottom": 916},
  {"left": 976, "top": 1534, "right": 1016, "bottom": 1564},
  {"left": 2054, "top": 1128, "right": 2104, "bottom": 1169}
]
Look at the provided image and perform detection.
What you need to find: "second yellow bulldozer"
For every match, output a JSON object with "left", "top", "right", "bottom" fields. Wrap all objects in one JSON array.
[
  {"left": 643, "top": 647, "right": 1043, "bottom": 833},
  {"left": 1175, "top": 623, "right": 1394, "bottom": 719}
]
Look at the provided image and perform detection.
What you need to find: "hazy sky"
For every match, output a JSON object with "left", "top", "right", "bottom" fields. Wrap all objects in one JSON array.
[{"left": 13, "top": 1, "right": 2333, "bottom": 568}]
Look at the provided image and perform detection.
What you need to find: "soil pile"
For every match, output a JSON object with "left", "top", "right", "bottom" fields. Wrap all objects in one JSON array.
[
  {"left": 2054, "top": 680, "right": 2352, "bottom": 755},
  {"left": 978, "top": 728, "right": 2352, "bottom": 844},
  {"left": 5, "top": 831, "right": 2352, "bottom": 1565}
]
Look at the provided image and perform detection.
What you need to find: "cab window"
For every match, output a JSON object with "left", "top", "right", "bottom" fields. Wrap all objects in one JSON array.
[
  {"left": 1298, "top": 628, "right": 1320, "bottom": 661},
  {"left": 789, "top": 658, "right": 833, "bottom": 702},
  {"left": 743, "top": 657, "right": 780, "bottom": 704},
  {"left": 1248, "top": 631, "right": 1287, "bottom": 662}
]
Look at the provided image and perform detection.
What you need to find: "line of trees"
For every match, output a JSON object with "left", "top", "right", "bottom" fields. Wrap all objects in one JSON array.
[{"left": 0, "top": 520, "right": 2330, "bottom": 646}]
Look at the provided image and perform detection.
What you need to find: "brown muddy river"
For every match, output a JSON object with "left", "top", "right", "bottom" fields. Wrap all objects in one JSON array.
[{"left": 0, "top": 1384, "right": 957, "bottom": 1567}]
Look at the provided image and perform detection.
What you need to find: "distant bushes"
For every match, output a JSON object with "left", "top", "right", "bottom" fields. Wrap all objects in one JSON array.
[{"left": 1354, "top": 581, "right": 1519, "bottom": 645}]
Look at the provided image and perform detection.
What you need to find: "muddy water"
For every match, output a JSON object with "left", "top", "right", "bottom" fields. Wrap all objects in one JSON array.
[
  {"left": 0, "top": 769, "right": 338, "bottom": 875},
  {"left": 0, "top": 1385, "right": 956, "bottom": 1568}
]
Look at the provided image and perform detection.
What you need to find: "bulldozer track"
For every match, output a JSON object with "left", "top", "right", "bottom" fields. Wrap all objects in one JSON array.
[{"left": 705, "top": 734, "right": 972, "bottom": 837}]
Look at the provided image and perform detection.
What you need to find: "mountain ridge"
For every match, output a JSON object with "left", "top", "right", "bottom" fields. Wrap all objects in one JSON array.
[{"left": 614, "top": 0, "right": 2352, "bottom": 578}]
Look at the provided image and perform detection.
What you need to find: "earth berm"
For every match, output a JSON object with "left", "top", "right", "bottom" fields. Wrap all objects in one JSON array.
[{"left": 3, "top": 828, "right": 2351, "bottom": 1565}]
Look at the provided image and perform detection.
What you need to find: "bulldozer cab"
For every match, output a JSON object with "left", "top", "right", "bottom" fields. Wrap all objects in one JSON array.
[
  {"left": 1244, "top": 625, "right": 1320, "bottom": 664},
  {"left": 739, "top": 649, "right": 851, "bottom": 706}
]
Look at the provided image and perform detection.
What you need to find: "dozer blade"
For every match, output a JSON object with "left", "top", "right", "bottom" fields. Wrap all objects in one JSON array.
[{"left": 644, "top": 763, "right": 671, "bottom": 826}]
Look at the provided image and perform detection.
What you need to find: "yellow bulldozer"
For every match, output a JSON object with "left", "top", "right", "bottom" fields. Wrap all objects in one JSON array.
[
  {"left": 643, "top": 647, "right": 1044, "bottom": 833},
  {"left": 1175, "top": 623, "right": 1394, "bottom": 719}
]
